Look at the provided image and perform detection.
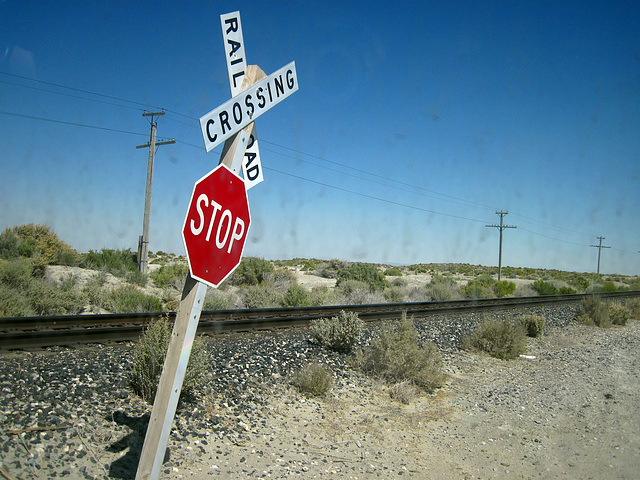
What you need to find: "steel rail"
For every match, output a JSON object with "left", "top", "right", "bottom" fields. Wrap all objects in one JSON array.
[{"left": 1, "top": 291, "right": 638, "bottom": 351}]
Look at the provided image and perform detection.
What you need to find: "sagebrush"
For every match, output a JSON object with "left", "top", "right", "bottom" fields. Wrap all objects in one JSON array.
[
  {"left": 292, "top": 363, "right": 333, "bottom": 396},
  {"left": 310, "top": 310, "right": 363, "bottom": 352},
  {"left": 130, "top": 316, "right": 209, "bottom": 403},
  {"left": 355, "top": 313, "right": 445, "bottom": 392},
  {"left": 462, "top": 316, "right": 527, "bottom": 360},
  {"left": 518, "top": 314, "right": 546, "bottom": 337}
]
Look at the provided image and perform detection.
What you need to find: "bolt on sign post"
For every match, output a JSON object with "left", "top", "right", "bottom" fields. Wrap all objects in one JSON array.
[{"left": 135, "top": 11, "right": 298, "bottom": 480}]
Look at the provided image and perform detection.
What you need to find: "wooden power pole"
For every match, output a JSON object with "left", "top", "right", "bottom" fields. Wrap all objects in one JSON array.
[
  {"left": 590, "top": 236, "right": 610, "bottom": 274},
  {"left": 136, "top": 111, "right": 175, "bottom": 274},
  {"left": 486, "top": 210, "right": 517, "bottom": 281}
]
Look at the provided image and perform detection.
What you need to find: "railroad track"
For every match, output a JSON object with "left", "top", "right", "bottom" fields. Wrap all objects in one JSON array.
[{"left": 1, "top": 291, "right": 638, "bottom": 351}]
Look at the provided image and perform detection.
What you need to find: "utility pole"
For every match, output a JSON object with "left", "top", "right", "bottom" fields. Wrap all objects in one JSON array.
[
  {"left": 590, "top": 236, "right": 610, "bottom": 275},
  {"left": 136, "top": 111, "right": 175, "bottom": 274},
  {"left": 486, "top": 210, "right": 517, "bottom": 281}
]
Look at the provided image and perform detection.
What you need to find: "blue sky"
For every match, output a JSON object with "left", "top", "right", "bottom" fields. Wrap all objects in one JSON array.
[{"left": 1, "top": 1, "right": 639, "bottom": 275}]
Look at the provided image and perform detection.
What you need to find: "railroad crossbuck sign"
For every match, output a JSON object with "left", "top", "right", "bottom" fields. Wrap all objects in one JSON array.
[
  {"left": 182, "top": 164, "right": 250, "bottom": 287},
  {"left": 220, "top": 11, "right": 263, "bottom": 189},
  {"left": 136, "top": 12, "right": 298, "bottom": 480}
]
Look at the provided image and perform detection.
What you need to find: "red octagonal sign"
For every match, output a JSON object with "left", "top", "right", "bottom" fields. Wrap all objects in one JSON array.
[{"left": 182, "top": 164, "right": 251, "bottom": 288}]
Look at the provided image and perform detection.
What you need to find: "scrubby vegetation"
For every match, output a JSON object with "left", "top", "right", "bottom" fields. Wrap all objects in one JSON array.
[
  {"left": 292, "top": 363, "right": 333, "bottom": 396},
  {"left": 576, "top": 296, "right": 611, "bottom": 327},
  {"left": 336, "top": 262, "right": 389, "bottom": 291},
  {"left": 462, "top": 316, "right": 528, "bottom": 360},
  {"left": 355, "top": 313, "right": 445, "bottom": 392},
  {"left": 129, "top": 316, "right": 209, "bottom": 403},
  {"left": 310, "top": 310, "right": 364, "bottom": 352},
  {"left": 518, "top": 314, "right": 546, "bottom": 337}
]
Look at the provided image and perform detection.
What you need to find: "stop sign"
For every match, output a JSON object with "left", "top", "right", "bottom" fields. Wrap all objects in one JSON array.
[{"left": 182, "top": 164, "right": 251, "bottom": 288}]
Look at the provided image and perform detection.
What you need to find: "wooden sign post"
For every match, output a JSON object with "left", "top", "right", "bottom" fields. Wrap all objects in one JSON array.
[{"left": 135, "top": 11, "right": 297, "bottom": 480}]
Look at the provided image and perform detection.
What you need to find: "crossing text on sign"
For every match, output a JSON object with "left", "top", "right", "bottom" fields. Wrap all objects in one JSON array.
[{"left": 199, "top": 61, "right": 298, "bottom": 152}]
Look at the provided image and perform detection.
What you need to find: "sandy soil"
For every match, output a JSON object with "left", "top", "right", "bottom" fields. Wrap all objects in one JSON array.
[{"left": 170, "top": 321, "right": 640, "bottom": 480}]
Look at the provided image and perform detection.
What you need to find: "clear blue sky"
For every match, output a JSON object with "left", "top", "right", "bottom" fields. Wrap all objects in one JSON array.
[{"left": 1, "top": 1, "right": 639, "bottom": 275}]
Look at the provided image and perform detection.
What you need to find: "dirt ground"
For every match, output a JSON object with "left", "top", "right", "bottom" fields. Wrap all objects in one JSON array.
[{"left": 169, "top": 321, "right": 640, "bottom": 480}]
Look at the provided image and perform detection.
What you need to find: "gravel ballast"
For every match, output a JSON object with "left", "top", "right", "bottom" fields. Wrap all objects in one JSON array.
[{"left": 1, "top": 304, "right": 639, "bottom": 479}]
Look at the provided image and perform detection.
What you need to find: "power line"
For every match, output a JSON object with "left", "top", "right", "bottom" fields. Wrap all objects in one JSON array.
[
  {"left": 590, "top": 236, "right": 611, "bottom": 274},
  {"left": 0, "top": 109, "right": 148, "bottom": 137}
]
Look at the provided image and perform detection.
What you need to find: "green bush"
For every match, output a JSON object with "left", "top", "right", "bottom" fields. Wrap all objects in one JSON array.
[
  {"left": 336, "top": 263, "right": 389, "bottom": 291},
  {"left": 315, "top": 259, "right": 346, "bottom": 279},
  {"left": 281, "top": 283, "right": 309, "bottom": 307},
  {"left": 0, "top": 283, "right": 33, "bottom": 317},
  {"left": 0, "top": 257, "right": 84, "bottom": 316},
  {"left": 292, "top": 363, "right": 333, "bottom": 396},
  {"left": 383, "top": 286, "right": 406, "bottom": 303},
  {"left": 229, "top": 257, "right": 273, "bottom": 286},
  {"left": 576, "top": 295, "right": 610, "bottom": 327},
  {"left": 384, "top": 267, "right": 403, "bottom": 277},
  {"left": 462, "top": 316, "right": 527, "bottom": 360},
  {"left": 593, "top": 281, "right": 618, "bottom": 293},
  {"left": 494, "top": 280, "right": 516, "bottom": 298},
  {"left": 356, "top": 313, "right": 445, "bottom": 392},
  {"left": 241, "top": 283, "right": 282, "bottom": 308},
  {"left": 130, "top": 316, "right": 209, "bottom": 403},
  {"left": 532, "top": 280, "right": 559, "bottom": 296},
  {"left": 559, "top": 286, "right": 577, "bottom": 294},
  {"left": 109, "top": 286, "right": 162, "bottom": 313},
  {"left": 81, "top": 248, "right": 138, "bottom": 276},
  {"left": 426, "top": 275, "right": 459, "bottom": 301},
  {"left": 518, "top": 314, "right": 546, "bottom": 337},
  {"left": 626, "top": 298, "right": 640, "bottom": 320},
  {"left": 608, "top": 301, "right": 630, "bottom": 326},
  {"left": 0, "top": 224, "right": 79, "bottom": 265},
  {"left": 567, "top": 276, "right": 590, "bottom": 292},
  {"left": 310, "top": 310, "right": 364, "bottom": 352},
  {"left": 150, "top": 263, "right": 188, "bottom": 287},
  {"left": 464, "top": 275, "right": 496, "bottom": 299}
]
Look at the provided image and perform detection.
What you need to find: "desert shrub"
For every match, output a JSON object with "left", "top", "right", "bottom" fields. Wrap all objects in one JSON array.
[
  {"left": 494, "top": 280, "right": 516, "bottom": 298},
  {"left": 593, "top": 281, "right": 618, "bottom": 293},
  {"left": 304, "top": 286, "right": 336, "bottom": 306},
  {"left": 383, "top": 286, "right": 406, "bottom": 303},
  {"left": 310, "top": 310, "right": 363, "bottom": 352},
  {"left": 384, "top": 267, "right": 403, "bottom": 277},
  {"left": 626, "top": 298, "right": 640, "bottom": 320},
  {"left": 0, "top": 257, "right": 83, "bottom": 316},
  {"left": 356, "top": 313, "right": 445, "bottom": 392},
  {"left": 576, "top": 295, "right": 610, "bottom": 327},
  {"left": 518, "top": 314, "right": 546, "bottom": 337},
  {"left": 426, "top": 275, "right": 459, "bottom": 301},
  {"left": 130, "top": 316, "right": 209, "bottom": 403},
  {"left": 559, "top": 286, "right": 577, "bottom": 294},
  {"left": 514, "top": 283, "right": 537, "bottom": 297},
  {"left": 567, "top": 276, "right": 590, "bottom": 292},
  {"left": 336, "top": 263, "right": 389, "bottom": 291},
  {"left": 292, "top": 363, "right": 333, "bottom": 396},
  {"left": 315, "top": 258, "right": 346, "bottom": 279},
  {"left": 109, "top": 286, "right": 162, "bottom": 313},
  {"left": 532, "top": 280, "right": 559, "bottom": 296},
  {"left": 81, "top": 248, "right": 138, "bottom": 276},
  {"left": 0, "top": 283, "right": 33, "bottom": 317},
  {"left": 463, "top": 275, "right": 496, "bottom": 299},
  {"left": 28, "top": 281, "right": 85, "bottom": 315},
  {"left": 264, "top": 268, "right": 297, "bottom": 290},
  {"left": 0, "top": 224, "right": 79, "bottom": 265},
  {"left": 336, "top": 279, "right": 384, "bottom": 305},
  {"left": 203, "top": 290, "right": 235, "bottom": 310},
  {"left": 608, "top": 301, "right": 630, "bottom": 326},
  {"left": 228, "top": 256, "right": 273, "bottom": 286},
  {"left": 241, "top": 283, "right": 281, "bottom": 308},
  {"left": 389, "top": 381, "right": 418, "bottom": 405},
  {"left": 281, "top": 283, "right": 309, "bottom": 307},
  {"left": 462, "top": 316, "right": 527, "bottom": 360},
  {"left": 151, "top": 263, "right": 188, "bottom": 287}
]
